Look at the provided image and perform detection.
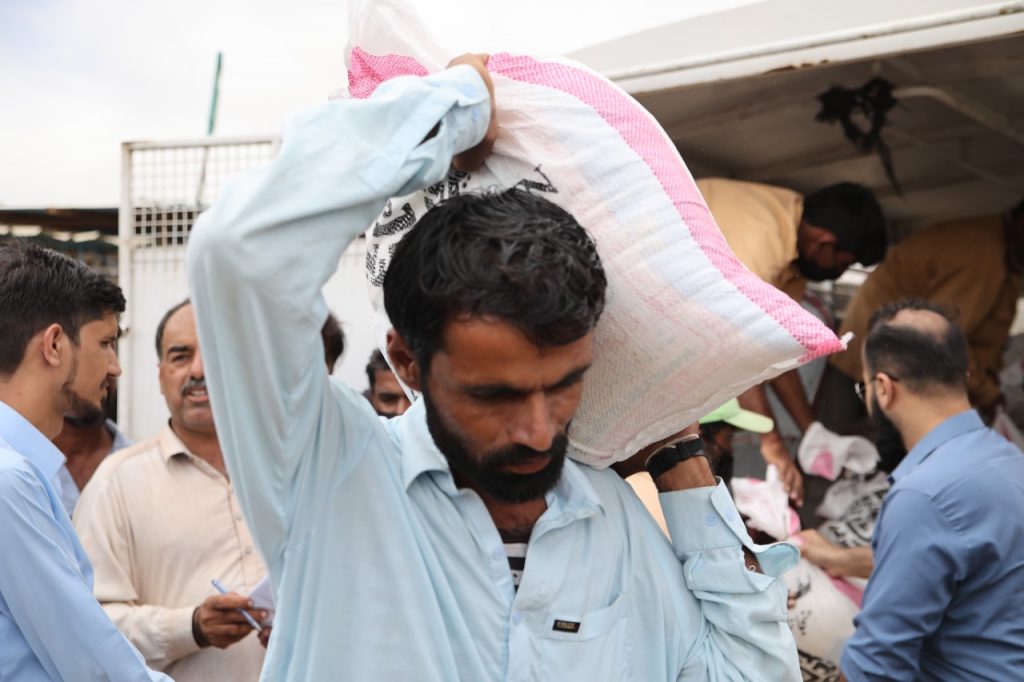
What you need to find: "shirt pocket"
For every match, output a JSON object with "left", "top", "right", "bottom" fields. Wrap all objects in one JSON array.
[{"left": 539, "top": 592, "right": 632, "bottom": 681}]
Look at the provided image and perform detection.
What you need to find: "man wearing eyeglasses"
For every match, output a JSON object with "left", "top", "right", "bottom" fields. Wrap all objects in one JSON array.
[{"left": 838, "top": 298, "right": 1024, "bottom": 682}]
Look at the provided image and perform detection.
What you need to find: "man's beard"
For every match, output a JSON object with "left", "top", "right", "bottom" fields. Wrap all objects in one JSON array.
[
  {"left": 422, "top": 389, "right": 567, "bottom": 504},
  {"left": 60, "top": 354, "right": 105, "bottom": 428},
  {"left": 795, "top": 256, "right": 846, "bottom": 282},
  {"left": 870, "top": 396, "right": 908, "bottom": 473}
]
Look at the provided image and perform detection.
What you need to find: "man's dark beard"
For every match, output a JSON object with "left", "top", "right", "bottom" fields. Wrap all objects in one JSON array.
[
  {"left": 60, "top": 354, "right": 105, "bottom": 428},
  {"left": 65, "top": 408, "right": 105, "bottom": 429},
  {"left": 795, "top": 256, "right": 846, "bottom": 282},
  {"left": 422, "top": 389, "right": 567, "bottom": 504},
  {"left": 871, "top": 396, "right": 908, "bottom": 473}
]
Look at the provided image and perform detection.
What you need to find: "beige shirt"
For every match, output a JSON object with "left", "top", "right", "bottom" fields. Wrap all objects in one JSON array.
[
  {"left": 697, "top": 177, "right": 807, "bottom": 300},
  {"left": 832, "top": 215, "right": 1020, "bottom": 411},
  {"left": 74, "top": 425, "right": 267, "bottom": 682}
]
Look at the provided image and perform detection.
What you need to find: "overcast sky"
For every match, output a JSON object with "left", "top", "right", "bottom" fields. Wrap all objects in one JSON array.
[{"left": 0, "top": 0, "right": 755, "bottom": 207}]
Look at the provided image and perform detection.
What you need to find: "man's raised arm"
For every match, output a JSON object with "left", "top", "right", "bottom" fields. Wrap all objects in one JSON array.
[{"left": 186, "top": 62, "right": 492, "bottom": 566}]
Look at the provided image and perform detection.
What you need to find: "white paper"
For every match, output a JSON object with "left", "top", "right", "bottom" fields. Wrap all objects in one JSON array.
[{"left": 249, "top": 576, "right": 275, "bottom": 626}]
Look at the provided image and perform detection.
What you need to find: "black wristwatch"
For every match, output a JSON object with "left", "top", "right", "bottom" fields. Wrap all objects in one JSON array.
[{"left": 644, "top": 436, "right": 708, "bottom": 481}]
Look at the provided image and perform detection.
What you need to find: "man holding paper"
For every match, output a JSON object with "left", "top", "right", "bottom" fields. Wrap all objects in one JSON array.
[{"left": 75, "top": 300, "right": 268, "bottom": 681}]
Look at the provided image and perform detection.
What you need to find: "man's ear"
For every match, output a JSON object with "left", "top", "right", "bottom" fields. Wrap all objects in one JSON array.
[
  {"left": 40, "top": 324, "right": 66, "bottom": 368},
  {"left": 386, "top": 330, "right": 422, "bottom": 392},
  {"left": 875, "top": 373, "right": 896, "bottom": 410}
]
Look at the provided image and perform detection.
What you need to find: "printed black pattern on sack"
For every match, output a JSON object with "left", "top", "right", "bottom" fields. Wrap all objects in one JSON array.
[
  {"left": 366, "top": 165, "right": 560, "bottom": 288},
  {"left": 820, "top": 488, "right": 885, "bottom": 548},
  {"left": 797, "top": 650, "right": 840, "bottom": 682},
  {"left": 514, "top": 166, "right": 558, "bottom": 194},
  {"left": 366, "top": 202, "right": 417, "bottom": 286}
]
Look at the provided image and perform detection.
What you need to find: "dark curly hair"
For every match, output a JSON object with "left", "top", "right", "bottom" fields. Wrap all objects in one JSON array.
[
  {"left": 803, "top": 182, "right": 887, "bottom": 266},
  {"left": 383, "top": 188, "right": 606, "bottom": 372}
]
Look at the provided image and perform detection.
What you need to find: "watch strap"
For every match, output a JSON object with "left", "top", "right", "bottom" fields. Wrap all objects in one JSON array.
[{"left": 644, "top": 436, "right": 708, "bottom": 481}]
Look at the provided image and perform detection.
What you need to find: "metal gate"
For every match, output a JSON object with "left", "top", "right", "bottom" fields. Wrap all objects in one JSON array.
[{"left": 118, "top": 136, "right": 374, "bottom": 439}]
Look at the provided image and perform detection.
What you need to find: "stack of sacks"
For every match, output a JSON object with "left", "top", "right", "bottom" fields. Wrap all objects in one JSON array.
[{"left": 345, "top": 0, "right": 845, "bottom": 467}]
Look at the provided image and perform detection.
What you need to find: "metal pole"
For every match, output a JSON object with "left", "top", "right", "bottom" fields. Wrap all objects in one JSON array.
[
  {"left": 117, "top": 142, "right": 135, "bottom": 437},
  {"left": 195, "top": 52, "right": 223, "bottom": 206}
]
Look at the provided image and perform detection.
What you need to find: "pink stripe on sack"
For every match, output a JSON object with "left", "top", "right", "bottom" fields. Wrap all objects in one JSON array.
[
  {"left": 347, "top": 49, "right": 841, "bottom": 356},
  {"left": 830, "top": 576, "right": 864, "bottom": 608},
  {"left": 348, "top": 47, "right": 428, "bottom": 99},
  {"left": 486, "top": 54, "right": 839, "bottom": 356}
]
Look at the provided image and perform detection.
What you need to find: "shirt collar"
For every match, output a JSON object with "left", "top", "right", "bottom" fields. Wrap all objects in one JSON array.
[
  {"left": 397, "top": 398, "right": 603, "bottom": 517},
  {"left": 890, "top": 409, "right": 985, "bottom": 483},
  {"left": 398, "top": 399, "right": 450, "bottom": 490},
  {"left": 0, "top": 399, "right": 66, "bottom": 480},
  {"left": 105, "top": 418, "right": 132, "bottom": 451},
  {"left": 158, "top": 422, "right": 192, "bottom": 462}
]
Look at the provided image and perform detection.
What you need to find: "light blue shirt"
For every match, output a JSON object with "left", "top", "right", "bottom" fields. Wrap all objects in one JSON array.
[
  {"left": 842, "top": 410, "right": 1024, "bottom": 681},
  {"left": 0, "top": 401, "right": 169, "bottom": 681},
  {"left": 187, "top": 64, "right": 800, "bottom": 681}
]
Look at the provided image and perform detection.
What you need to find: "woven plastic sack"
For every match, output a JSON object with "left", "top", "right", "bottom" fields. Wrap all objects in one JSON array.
[
  {"left": 785, "top": 559, "right": 860, "bottom": 669},
  {"left": 344, "top": 0, "right": 844, "bottom": 467}
]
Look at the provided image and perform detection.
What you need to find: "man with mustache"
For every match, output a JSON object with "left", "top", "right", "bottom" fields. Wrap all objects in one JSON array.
[
  {"left": 75, "top": 299, "right": 268, "bottom": 681},
  {"left": 839, "top": 299, "right": 1024, "bottom": 682},
  {"left": 186, "top": 55, "right": 800, "bottom": 680},
  {"left": 0, "top": 240, "right": 169, "bottom": 680},
  {"left": 697, "top": 178, "right": 887, "bottom": 506}
]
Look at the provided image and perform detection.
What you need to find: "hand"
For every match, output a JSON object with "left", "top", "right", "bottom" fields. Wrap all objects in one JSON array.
[
  {"left": 192, "top": 593, "right": 267, "bottom": 649},
  {"left": 794, "top": 529, "right": 842, "bottom": 575},
  {"left": 258, "top": 626, "right": 272, "bottom": 649},
  {"left": 760, "top": 437, "right": 804, "bottom": 507},
  {"left": 448, "top": 53, "right": 497, "bottom": 172}
]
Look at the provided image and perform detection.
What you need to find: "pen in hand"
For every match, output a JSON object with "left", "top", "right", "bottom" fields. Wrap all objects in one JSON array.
[{"left": 211, "top": 579, "right": 263, "bottom": 632}]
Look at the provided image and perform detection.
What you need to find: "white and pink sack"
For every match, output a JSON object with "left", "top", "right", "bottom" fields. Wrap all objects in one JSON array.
[{"left": 344, "top": 0, "right": 845, "bottom": 467}]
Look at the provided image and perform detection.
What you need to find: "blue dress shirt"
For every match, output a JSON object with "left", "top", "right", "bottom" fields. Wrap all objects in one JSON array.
[
  {"left": 0, "top": 401, "right": 169, "bottom": 681},
  {"left": 842, "top": 410, "right": 1024, "bottom": 681},
  {"left": 187, "top": 64, "right": 800, "bottom": 681}
]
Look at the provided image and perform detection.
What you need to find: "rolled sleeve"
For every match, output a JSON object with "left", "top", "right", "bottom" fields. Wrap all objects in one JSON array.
[
  {"left": 661, "top": 481, "right": 801, "bottom": 680},
  {"left": 662, "top": 481, "right": 799, "bottom": 588},
  {"left": 424, "top": 64, "right": 491, "bottom": 153}
]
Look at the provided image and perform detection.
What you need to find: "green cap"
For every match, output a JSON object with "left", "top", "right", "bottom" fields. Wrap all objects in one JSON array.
[{"left": 700, "top": 399, "right": 773, "bottom": 434}]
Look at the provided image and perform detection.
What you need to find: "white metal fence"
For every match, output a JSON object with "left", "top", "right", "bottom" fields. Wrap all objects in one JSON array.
[{"left": 118, "top": 136, "right": 375, "bottom": 440}]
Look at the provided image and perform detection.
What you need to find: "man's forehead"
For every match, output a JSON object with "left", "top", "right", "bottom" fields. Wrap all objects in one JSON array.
[
  {"left": 438, "top": 317, "right": 593, "bottom": 388},
  {"left": 162, "top": 305, "right": 198, "bottom": 347},
  {"left": 374, "top": 369, "right": 401, "bottom": 389}
]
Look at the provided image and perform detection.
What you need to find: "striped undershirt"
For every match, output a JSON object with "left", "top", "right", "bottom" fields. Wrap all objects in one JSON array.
[{"left": 504, "top": 543, "right": 527, "bottom": 590}]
